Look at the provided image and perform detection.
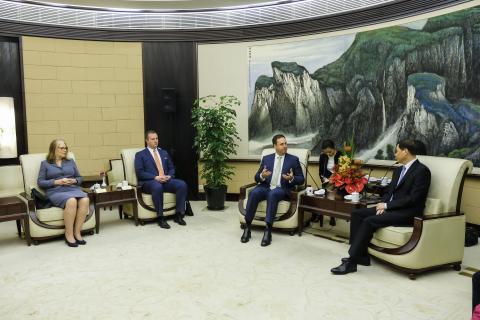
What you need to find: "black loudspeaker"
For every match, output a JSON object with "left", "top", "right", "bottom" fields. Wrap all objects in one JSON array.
[{"left": 161, "top": 88, "right": 177, "bottom": 113}]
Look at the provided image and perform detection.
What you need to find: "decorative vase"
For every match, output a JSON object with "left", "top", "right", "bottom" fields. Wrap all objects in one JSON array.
[{"left": 334, "top": 188, "right": 348, "bottom": 200}]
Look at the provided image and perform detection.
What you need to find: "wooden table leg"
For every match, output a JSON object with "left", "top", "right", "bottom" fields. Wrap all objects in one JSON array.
[
  {"left": 16, "top": 220, "right": 21, "bottom": 237},
  {"left": 298, "top": 207, "right": 304, "bottom": 236},
  {"left": 23, "top": 216, "right": 31, "bottom": 246},
  {"left": 95, "top": 204, "right": 100, "bottom": 234},
  {"left": 132, "top": 201, "right": 139, "bottom": 226},
  {"left": 118, "top": 205, "right": 123, "bottom": 219}
]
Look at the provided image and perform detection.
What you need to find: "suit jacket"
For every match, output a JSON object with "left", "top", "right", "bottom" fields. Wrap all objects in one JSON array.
[
  {"left": 319, "top": 151, "right": 341, "bottom": 181},
  {"left": 381, "top": 159, "right": 431, "bottom": 217},
  {"left": 134, "top": 148, "right": 175, "bottom": 186},
  {"left": 254, "top": 153, "right": 305, "bottom": 191}
]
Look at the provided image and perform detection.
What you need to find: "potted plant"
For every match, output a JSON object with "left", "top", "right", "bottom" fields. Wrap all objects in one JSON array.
[{"left": 192, "top": 95, "right": 241, "bottom": 210}]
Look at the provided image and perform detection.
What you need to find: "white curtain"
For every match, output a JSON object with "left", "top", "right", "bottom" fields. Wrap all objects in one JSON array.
[{"left": 0, "top": 97, "right": 17, "bottom": 158}]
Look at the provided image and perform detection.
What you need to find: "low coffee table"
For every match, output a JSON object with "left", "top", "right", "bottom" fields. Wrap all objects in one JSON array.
[
  {"left": 0, "top": 196, "right": 31, "bottom": 246},
  {"left": 297, "top": 191, "right": 367, "bottom": 236},
  {"left": 90, "top": 185, "right": 138, "bottom": 233}
]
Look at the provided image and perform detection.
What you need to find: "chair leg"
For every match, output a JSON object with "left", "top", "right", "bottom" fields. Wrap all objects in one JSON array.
[
  {"left": 408, "top": 274, "right": 416, "bottom": 280},
  {"left": 453, "top": 263, "right": 461, "bottom": 271}
]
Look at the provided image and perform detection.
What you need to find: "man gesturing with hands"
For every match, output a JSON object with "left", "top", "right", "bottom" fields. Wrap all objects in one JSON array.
[{"left": 241, "top": 134, "right": 304, "bottom": 246}]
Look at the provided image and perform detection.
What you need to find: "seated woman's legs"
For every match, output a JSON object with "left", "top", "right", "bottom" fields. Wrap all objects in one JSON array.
[
  {"left": 74, "top": 197, "right": 89, "bottom": 241},
  {"left": 64, "top": 198, "right": 78, "bottom": 243}
]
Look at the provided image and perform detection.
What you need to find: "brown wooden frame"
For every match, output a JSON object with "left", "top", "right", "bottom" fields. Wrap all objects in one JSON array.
[{"left": 19, "top": 192, "right": 95, "bottom": 245}]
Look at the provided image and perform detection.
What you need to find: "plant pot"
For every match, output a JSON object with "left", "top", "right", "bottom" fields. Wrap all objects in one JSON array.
[{"left": 204, "top": 185, "right": 227, "bottom": 210}]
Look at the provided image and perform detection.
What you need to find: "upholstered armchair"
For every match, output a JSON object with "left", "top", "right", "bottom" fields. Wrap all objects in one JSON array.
[
  {"left": 238, "top": 148, "right": 311, "bottom": 235},
  {"left": 0, "top": 165, "right": 24, "bottom": 197},
  {"left": 19, "top": 153, "right": 96, "bottom": 244},
  {"left": 106, "top": 159, "right": 125, "bottom": 187},
  {"left": 120, "top": 148, "right": 176, "bottom": 224},
  {"left": 368, "top": 155, "right": 473, "bottom": 279}
]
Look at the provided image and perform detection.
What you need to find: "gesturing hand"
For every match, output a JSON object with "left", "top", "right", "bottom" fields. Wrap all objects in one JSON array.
[
  {"left": 261, "top": 166, "right": 272, "bottom": 179},
  {"left": 282, "top": 168, "right": 294, "bottom": 181}
]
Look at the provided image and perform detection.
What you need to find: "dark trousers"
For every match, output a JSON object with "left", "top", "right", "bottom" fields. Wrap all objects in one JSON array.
[
  {"left": 244, "top": 185, "right": 288, "bottom": 225},
  {"left": 348, "top": 207, "right": 414, "bottom": 261},
  {"left": 142, "top": 178, "right": 188, "bottom": 217},
  {"left": 473, "top": 271, "right": 480, "bottom": 312}
]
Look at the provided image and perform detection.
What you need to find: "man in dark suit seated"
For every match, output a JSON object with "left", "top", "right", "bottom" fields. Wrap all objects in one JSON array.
[
  {"left": 241, "top": 134, "right": 305, "bottom": 247},
  {"left": 134, "top": 130, "right": 188, "bottom": 229},
  {"left": 331, "top": 139, "right": 431, "bottom": 275}
]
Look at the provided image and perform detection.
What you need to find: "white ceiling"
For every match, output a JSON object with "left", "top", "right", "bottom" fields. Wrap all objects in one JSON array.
[
  {"left": 24, "top": 0, "right": 297, "bottom": 10},
  {"left": 1, "top": 0, "right": 396, "bottom": 30}
]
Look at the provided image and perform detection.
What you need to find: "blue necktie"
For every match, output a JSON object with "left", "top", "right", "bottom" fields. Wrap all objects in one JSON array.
[
  {"left": 390, "top": 166, "right": 407, "bottom": 201},
  {"left": 397, "top": 166, "right": 407, "bottom": 186}
]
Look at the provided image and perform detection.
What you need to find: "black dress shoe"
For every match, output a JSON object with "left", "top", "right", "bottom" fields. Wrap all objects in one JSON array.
[
  {"left": 342, "top": 256, "right": 370, "bottom": 266},
  {"left": 174, "top": 215, "right": 186, "bottom": 226},
  {"left": 331, "top": 259, "right": 357, "bottom": 275},
  {"left": 65, "top": 238, "right": 78, "bottom": 247},
  {"left": 240, "top": 227, "right": 251, "bottom": 243},
  {"left": 158, "top": 219, "right": 171, "bottom": 229},
  {"left": 261, "top": 230, "right": 272, "bottom": 247},
  {"left": 74, "top": 237, "right": 87, "bottom": 245}
]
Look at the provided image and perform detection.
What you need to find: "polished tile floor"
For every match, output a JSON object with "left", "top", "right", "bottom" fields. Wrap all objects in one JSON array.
[{"left": 0, "top": 201, "right": 477, "bottom": 320}]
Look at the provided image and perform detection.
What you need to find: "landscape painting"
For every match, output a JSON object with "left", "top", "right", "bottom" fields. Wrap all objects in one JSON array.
[{"left": 248, "top": 6, "right": 480, "bottom": 166}]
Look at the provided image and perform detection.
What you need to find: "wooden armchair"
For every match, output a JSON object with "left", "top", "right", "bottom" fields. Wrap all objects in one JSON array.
[
  {"left": 120, "top": 148, "right": 176, "bottom": 225},
  {"left": 368, "top": 155, "right": 473, "bottom": 279},
  {"left": 238, "top": 148, "right": 311, "bottom": 235},
  {"left": 19, "top": 153, "right": 95, "bottom": 244}
]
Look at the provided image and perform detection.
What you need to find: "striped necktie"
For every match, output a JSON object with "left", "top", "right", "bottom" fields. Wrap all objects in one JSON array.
[{"left": 153, "top": 149, "right": 165, "bottom": 176}]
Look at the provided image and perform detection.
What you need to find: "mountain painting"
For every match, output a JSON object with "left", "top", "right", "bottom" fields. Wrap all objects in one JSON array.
[{"left": 247, "top": 6, "right": 480, "bottom": 167}]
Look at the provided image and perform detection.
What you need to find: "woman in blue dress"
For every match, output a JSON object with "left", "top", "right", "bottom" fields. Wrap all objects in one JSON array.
[{"left": 37, "top": 139, "right": 89, "bottom": 247}]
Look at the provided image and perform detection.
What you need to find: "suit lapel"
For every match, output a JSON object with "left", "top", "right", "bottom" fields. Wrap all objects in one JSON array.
[
  {"left": 395, "top": 160, "right": 419, "bottom": 190},
  {"left": 145, "top": 148, "right": 157, "bottom": 172}
]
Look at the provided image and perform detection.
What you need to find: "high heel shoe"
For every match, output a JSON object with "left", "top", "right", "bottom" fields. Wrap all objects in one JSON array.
[
  {"left": 65, "top": 238, "right": 78, "bottom": 247},
  {"left": 74, "top": 237, "right": 87, "bottom": 245}
]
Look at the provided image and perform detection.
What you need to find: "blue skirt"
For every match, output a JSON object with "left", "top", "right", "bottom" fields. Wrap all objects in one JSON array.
[{"left": 46, "top": 186, "right": 88, "bottom": 209}]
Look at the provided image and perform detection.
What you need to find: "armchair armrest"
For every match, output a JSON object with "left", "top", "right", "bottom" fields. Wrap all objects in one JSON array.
[
  {"left": 239, "top": 183, "right": 258, "bottom": 199},
  {"left": 19, "top": 191, "right": 36, "bottom": 212},
  {"left": 369, "top": 212, "right": 465, "bottom": 255}
]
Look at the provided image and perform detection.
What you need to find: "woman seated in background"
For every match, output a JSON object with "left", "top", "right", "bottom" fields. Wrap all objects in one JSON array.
[
  {"left": 318, "top": 139, "right": 341, "bottom": 184},
  {"left": 37, "top": 139, "right": 89, "bottom": 247},
  {"left": 314, "top": 139, "right": 341, "bottom": 224}
]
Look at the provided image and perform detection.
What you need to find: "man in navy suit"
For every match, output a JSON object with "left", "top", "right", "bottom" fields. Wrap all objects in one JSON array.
[
  {"left": 331, "top": 139, "right": 431, "bottom": 275},
  {"left": 134, "top": 130, "right": 188, "bottom": 229},
  {"left": 241, "top": 134, "right": 305, "bottom": 246}
]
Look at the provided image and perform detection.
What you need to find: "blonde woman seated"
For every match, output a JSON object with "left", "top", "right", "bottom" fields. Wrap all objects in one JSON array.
[{"left": 37, "top": 139, "right": 89, "bottom": 247}]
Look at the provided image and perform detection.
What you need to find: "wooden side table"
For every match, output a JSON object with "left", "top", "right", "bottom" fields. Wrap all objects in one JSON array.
[
  {"left": 91, "top": 185, "right": 138, "bottom": 233},
  {"left": 297, "top": 191, "right": 366, "bottom": 236},
  {"left": 0, "top": 196, "right": 31, "bottom": 246}
]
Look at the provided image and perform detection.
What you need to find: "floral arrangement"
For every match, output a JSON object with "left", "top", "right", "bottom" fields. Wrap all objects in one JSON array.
[{"left": 328, "top": 142, "right": 368, "bottom": 194}]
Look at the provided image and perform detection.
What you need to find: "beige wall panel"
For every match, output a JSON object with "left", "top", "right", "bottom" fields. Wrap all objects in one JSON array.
[{"left": 23, "top": 36, "right": 144, "bottom": 175}]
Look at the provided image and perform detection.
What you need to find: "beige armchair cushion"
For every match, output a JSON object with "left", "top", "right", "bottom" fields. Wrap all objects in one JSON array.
[
  {"left": 141, "top": 192, "right": 176, "bottom": 207},
  {"left": 36, "top": 207, "right": 65, "bottom": 222},
  {"left": 0, "top": 165, "right": 24, "bottom": 197},
  {"left": 20, "top": 152, "right": 76, "bottom": 194},
  {"left": 417, "top": 155, "right": 472, "bottom": 215},
  {"left": 373, "top": 226, "right": 413, "bottom": 247}
]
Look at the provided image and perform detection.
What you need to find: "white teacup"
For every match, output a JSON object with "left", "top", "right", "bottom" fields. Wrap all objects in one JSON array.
[
  {"left": 351, "top": 192, "right": 360, "bottom": 203},
  {"left": 122, "top": 180, "right": 129, "bottom": 187},
  {"left": 314, "top": 189, "right": 326, "bottom": 196},
  {"left": 306, "top": 186, "right": 313, "bottom": 196}
]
